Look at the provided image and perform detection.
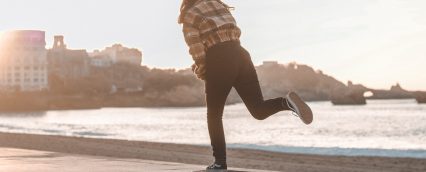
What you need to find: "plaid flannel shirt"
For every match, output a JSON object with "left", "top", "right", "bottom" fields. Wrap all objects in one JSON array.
[{"left": 182, "top": 0, "right": 241, "bottom": 65}]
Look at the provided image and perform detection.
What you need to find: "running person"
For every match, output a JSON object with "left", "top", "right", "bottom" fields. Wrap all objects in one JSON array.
[{"left": 178, "top": 0, "right": 313, "bottom": 170}]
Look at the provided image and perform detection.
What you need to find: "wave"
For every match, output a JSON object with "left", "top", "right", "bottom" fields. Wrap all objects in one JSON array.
[{"left": 228, "top": 144, "right": 426, "bottom": 159}]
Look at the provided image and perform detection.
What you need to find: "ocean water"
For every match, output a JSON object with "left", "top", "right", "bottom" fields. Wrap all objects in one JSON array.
[{"left": 0, "top": 99, "right": 425, "bottom": 159}]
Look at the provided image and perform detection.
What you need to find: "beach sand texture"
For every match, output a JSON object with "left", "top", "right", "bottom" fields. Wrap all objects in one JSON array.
[{"left": 0, "top": 132, "right": 425, "bottom": 172}]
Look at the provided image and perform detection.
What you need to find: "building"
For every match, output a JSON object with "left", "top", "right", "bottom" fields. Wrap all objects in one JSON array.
[
  {"left": 262, "top": 61, "right": 279, "bottom": 67},
  {"left": 0, "top": 30, "right": 48, "bottom": 91},
  {"left": 89, "top": 44, "right": 142, "bottom": 67},
  {"left": 47, "top": 35, "right": 90, "bottom": 79},
  {"left": 89, "top": 54, "right": 113, "bottom": 67}
]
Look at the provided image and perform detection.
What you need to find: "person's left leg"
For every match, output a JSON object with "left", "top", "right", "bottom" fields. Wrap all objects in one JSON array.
[
  {"left": 235, "top": 81, "right": 289, "bottom": 120},
  {"left": 233, "top": 46, "right": 290, "bottom": 120}
]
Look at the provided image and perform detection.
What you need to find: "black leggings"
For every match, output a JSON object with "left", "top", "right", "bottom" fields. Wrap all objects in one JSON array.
[{"left": 205, "top": 41, "right": 289, "bottom": 164}]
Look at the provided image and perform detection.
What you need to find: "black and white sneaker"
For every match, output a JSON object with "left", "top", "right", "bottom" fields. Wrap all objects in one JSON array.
[
  {"left": 206, "top": 163, "right": 227, "bottom": 172},
  {"left": 285, "top": 91, "right": 313, "bottom": 125}
]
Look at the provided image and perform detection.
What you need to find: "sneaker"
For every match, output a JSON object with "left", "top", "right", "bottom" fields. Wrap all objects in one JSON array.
[
  {"left": 285, "top": 91, "right": 313, "bottom": 125},
  {"left": 206, "top": 163, "right": 227, "bottom": 172}
]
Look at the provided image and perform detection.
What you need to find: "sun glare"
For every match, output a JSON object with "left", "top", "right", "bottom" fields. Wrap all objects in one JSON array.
[
  {"left": 0, "top": 31, "right": 4, "bottom": 49},
  {"left": 0, "top": 31, "right": 3, "bottom": 49}
]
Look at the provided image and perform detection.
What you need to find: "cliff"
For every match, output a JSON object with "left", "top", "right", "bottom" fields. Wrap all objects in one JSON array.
[{"left": 256, "top": 62, "right": 345, "bottom": 101}]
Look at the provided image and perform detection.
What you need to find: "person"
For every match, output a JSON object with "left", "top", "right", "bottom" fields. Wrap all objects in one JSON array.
[{"left": 178, "top": 0, "right": 313, "bottom": 171}]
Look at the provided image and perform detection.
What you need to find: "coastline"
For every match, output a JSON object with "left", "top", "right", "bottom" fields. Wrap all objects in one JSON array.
[
  {"left": 0, "top": 94, "right": 422, "bottom": 112},
  {"left": 0, "top": 132, "right": 425, "bottom": 172}
]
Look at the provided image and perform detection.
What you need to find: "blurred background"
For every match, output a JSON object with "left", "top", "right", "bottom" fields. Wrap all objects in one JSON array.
[{"left": 1, "top": 0, "right": 425, "bottom": 90}]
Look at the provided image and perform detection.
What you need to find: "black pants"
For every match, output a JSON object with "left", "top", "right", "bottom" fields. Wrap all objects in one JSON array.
[{"left": 205, "top": 41, "right": 289, "bottom": 164}]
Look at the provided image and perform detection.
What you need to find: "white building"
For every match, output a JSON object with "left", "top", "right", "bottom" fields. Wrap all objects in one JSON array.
[{"left": 0, "top": 30, "right": 48, "bottom": 91}]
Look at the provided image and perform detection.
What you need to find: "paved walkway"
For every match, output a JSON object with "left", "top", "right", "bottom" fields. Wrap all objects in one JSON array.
[{"left": 0, "top": 148, "right": 274, "bottom": 172}]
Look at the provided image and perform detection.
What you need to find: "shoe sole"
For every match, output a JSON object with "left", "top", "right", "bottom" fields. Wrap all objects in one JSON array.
[{"left": 288, "top": 92, "right": 313, "bottom": 125}]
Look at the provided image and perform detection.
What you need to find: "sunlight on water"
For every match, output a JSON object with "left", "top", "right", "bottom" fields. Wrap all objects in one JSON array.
[{"left": 0, "top": 99, "right": 425, "bottom": 158}]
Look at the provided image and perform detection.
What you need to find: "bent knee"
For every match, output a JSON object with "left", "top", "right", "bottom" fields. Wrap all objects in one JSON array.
[{"left": 251, "top": 111, "right": 268, "bottom": 120}]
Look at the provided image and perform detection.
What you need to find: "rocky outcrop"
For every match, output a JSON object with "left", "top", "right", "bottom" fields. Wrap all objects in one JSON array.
[
  {"left": 331, "top": 91, "right": 366, "bottom": 105},
  {"left": 0, "top": 93, "right": 49, "bottom": 112},
  {"left": 369, "top": 83, "right": 413, "bottom": 99},
  {"left": 330, "top": 81, "right": 367, "bottom": 105},
  {"left": 256, "top": 62, "right": 345, "bottom": 101},
  {"left": 414, "top": 91, "right": 426, "bottom": 104}
]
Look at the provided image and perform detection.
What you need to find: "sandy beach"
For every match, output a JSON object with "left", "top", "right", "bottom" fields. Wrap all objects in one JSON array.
[{"left": 0, "top": 132, "right": 425, "bottom": 172}]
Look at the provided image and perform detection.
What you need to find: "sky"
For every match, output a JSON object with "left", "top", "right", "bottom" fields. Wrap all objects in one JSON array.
[{"left": 0, "top": 0, "right": 425, "bottom": 90}]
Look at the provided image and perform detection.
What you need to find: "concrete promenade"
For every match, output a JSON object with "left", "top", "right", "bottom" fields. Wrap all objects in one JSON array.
[{"left": 0, "top": 148, "right": 274, "bottom": 172}]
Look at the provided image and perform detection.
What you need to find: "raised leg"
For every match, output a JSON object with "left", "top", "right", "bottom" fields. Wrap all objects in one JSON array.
[{"left": 233, "top": 47, "right": 289, "bottom": 120}]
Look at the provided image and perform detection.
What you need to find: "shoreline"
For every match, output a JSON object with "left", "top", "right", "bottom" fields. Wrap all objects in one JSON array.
[
  {"left": 0, "top": 98, "right": 422, "bottom": 113},
  {"left": 227, "top": 144, "right": 426, "bottom": 159},
  {"left": 1, "top": 132, "right": 425, "bottom": 172}
]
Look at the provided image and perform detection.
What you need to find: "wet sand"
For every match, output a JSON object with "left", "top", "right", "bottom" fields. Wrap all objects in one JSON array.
[{"left": 0, "top": 132, "right": 425, "bottom": 172}]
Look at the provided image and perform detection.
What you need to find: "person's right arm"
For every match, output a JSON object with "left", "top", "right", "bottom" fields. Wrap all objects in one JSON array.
[{"left": 182, "top": 11, "right": 207, "bottom": 80}]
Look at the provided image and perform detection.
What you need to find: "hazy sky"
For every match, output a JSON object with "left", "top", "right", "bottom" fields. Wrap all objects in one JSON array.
[{"left": 1, "top": 0, "right": 425, "bottom": 90}]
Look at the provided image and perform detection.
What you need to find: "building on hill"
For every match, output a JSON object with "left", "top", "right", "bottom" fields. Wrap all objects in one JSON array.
[
  {"left": 90, "top": 55, "right": 113, "bottom": 67},
  {"left": 0, "top": 30, "right": 48, "bottom": 91},
  {"left": 89, "top": 44, "right": 142, "bottom": 67},
  {"left": 47, "top": 35, "right": 90, "bottom": 79},
  {"left": 262, "top": 61, "right": 279, "bottom": 67},
  {"left": 390, "top": 83, "right": 405, "bottom": 92}
]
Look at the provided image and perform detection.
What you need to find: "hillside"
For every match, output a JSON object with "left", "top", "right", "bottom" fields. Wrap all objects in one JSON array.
[{"left": 0, "top": 62, "right": 421, "bottom": 111}]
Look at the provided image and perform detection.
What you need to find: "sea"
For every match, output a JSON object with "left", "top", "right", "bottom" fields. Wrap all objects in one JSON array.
[{"left": 0, "top": 99, "right": 425, "bottom": 159}]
